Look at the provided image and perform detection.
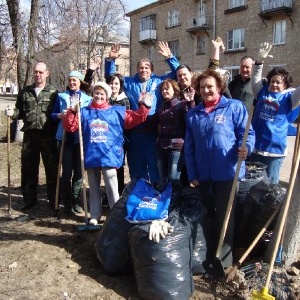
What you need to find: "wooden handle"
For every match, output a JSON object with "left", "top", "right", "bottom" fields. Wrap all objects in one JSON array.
[{"left": 216, "top": 106, "right": 254, "bottom": 258}]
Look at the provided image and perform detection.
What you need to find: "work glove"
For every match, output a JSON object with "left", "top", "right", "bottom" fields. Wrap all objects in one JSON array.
[
  {"left": 138, "top": 92, "right": 153, "bottom": 108},
  {"left": 149, "top": 220, "right": 174, "bottom": 243},
  {"left": 70, "top": 94, "right": 80, "bottom": 110},
  {"left": 4, "top": 105, "right": 14, "bottom": 117},
  {"left": 257, "top": 42, "right": 273, "bottom": 63}
]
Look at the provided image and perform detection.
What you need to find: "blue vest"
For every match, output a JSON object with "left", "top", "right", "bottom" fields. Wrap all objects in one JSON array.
[
  {"left": 55, "top": 91, "right": 91, "bottom": 141},
  {"left": 252, "top": 85, "right": 292, "bottom": 154},
  {"left": 81, "top": 106, "right": 126, "bottom": 168}
]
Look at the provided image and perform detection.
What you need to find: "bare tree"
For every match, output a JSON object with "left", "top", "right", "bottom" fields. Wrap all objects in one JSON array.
[{"left": 6, "top": 0, "right": 26, "bottom": 89}]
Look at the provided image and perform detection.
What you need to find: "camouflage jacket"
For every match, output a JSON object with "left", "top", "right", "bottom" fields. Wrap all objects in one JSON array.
[{"left": 14, "top": 83, "right": 58, "bottom": 133}]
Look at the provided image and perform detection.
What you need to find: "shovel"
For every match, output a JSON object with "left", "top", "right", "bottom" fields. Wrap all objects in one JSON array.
[
  {"left": 226, "top": 204, "right": 281, "bottom": 281},
  {"left": 54, "top": 129, "right": 66, "bottom": 217},
  {"left": 252, "top": 116, "right": 300, "bottom": 300},
  {"left": 6, "top": 108, "right": 12, "bottom": 215},
  {"left": 203, "top": 106, "right": 254, "bottom": 280},
  {"left": 75, "top": 98, "right": 102, "bottom": 232}
]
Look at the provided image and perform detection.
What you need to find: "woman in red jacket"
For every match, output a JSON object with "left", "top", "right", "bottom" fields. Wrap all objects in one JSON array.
[{"left": 63, "top": 82, "right": 152, "bottom": 226}]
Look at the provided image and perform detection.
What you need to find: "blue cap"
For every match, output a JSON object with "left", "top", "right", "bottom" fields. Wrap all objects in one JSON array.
[{"left": 69, "top": 70, "right": 84, "bottom": 81}]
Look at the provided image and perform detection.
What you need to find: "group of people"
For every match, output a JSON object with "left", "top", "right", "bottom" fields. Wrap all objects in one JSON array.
[{"left": 5, "top": 38, "right": 300, "bottom": 267}]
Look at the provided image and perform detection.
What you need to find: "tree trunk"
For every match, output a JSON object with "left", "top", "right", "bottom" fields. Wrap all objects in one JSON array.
[
  {"left": 282, "top": 170, "right": 300, "bottom": 265},
  {"left": 24, "top": 0, "right": 39, "bottom": 86},
  {"left": 6, "top": 0, "right": 26, "bottom": 89},
  {"left": 266, "top": 143, "right": 300, "bottom": 266}
]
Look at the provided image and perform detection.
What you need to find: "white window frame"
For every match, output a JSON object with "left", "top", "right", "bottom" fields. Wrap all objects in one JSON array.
[
  {"left": 228, "top": 0, "right": 245, "bottom": 9},
  {"left": 199, "top": 1, "right": 206, "bottom": 16},
  {"left": 273, "top": 20, "right": 286, "bottom": 45},
  {"left": 167, "top": 10, "right": 180, "bottom": 28},
  {"left": 168, "top": 40, "right": 180, "bottom": 58},
  {"left": 227, "top": 28, "right": 245, "bottom": 51},
  {"left": 140, "top": 15, "right": 156, "bottom": 32},
  {"left": 197, "top": 36, "right": 205, "bottom": 55},
  {"left": 79, "top": 48, "right": 86, "bottom": 56},
  {"left": 223, "top": 65, "right": 239, "bottom": 82}
]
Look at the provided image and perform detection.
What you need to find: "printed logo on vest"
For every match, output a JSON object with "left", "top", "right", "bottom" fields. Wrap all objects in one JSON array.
[{"left": 90, "top": 119, "right": 108, "bottom": 143}]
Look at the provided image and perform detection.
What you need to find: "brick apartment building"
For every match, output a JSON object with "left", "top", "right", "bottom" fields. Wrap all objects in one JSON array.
[{"left": 126, "top": 0, "right": 299, "bottom": 86}]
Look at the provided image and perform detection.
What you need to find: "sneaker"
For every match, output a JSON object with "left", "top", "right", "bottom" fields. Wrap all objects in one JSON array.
[
  {"left": 74, "top": 204, "right": 84, "bottom": 213},
  {"left": 89, "top": 219, "right": 98, "bottom": 226}
]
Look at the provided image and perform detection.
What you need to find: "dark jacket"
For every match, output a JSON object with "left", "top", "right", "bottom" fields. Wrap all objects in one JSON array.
[
  {"left": 228, "top": 74, "right": 254, "bottom": 112},
  {"left": 14, "top": 83, "right": 58, "bottom": 133}
]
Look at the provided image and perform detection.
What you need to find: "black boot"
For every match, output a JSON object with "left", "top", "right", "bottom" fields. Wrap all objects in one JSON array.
[
  {"left": 61, "top": 191, "right": 75, "bottom": 216},
  {"left": 73, "top": 179, "right": 83, "bottom": 213}
]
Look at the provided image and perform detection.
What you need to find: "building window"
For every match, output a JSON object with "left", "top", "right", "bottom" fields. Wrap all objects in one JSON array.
[
  {"left": 228, "top": 0, "right": 245, "bottom": 9},
  {"left": 78, "top": 63, "right": 86, "bottom": 71},
  {"left": 95, "top": 47, "right": 103, "bottom": 56},
  {"left": 197, "top": 36, "right": 205, "bottom": 55},
  {"left": 168, "top": 40, "right": 180, "bottom": 58},
  {"left": 167, "top": 10, "right": 180, "bottom": 28},
  {"left": 140, "top": 15, "right": 156, "bottom": 32},
  {"left": 79, "top": 48, "right": 86, "bottom": 56},
  {"left": 227, "top": 28, "right": 245, "bottom": 51},
  {"left": 273, "top": 20, "right": 286, "bottom": 45},
  {"left": 147, "top": 45, "right": 155, "bottom": 61}
]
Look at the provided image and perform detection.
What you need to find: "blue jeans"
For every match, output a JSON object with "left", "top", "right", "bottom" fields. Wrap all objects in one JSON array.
[
  {"left": 61, "top": 143, "right": 82, "bottom": 194},
  {"left": 250, "top": 153, "right": 284, "bottom": 184},
  {"left": 127, "top": 131, "right": 159, "bottom": 183},
  {"left": 156, "top": 147, "right": 181, "bottom": 181}
]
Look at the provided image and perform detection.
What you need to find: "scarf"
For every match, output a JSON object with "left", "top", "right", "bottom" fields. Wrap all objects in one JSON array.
[
  {"left": 90, "top": 101, "right": 110, "bottom": 110},
  {"left": 203, "top": 96, "right": 220, "bottom": 113}
]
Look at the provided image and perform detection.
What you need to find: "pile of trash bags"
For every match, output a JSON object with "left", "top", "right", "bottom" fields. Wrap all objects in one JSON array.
[
  {"left": 95, "top": 178, "right": 210, "bottom": 300},
  {"left": 95, "top": 173, "right": 286, "bottom": 299},
  {"left": 234, "top": 163, "right": 286, "bottom": 257}
]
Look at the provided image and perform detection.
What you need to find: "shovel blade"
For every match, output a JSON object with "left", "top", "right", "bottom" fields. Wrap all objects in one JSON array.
[
  {"left": 252, "top": 287, "right": 275, "bottom": 300},
  {"left": 202, "top": 258, "right": 225, "bottom": 280},
  {"left": 77, "top": 224, "right": 102, "bottom": 232}
]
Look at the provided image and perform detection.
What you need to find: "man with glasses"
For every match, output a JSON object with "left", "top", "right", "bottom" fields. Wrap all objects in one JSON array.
[{"left": 5, "top": 62, "right": 59, "bottom": 211}]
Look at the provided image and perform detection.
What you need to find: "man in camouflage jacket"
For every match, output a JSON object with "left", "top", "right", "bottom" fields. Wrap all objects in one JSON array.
[{"left": 7, "top": 62, "right": 59, "bottom": 210}]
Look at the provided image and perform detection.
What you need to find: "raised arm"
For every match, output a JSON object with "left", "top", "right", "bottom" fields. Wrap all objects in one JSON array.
[
  {"left": 207, "top": 37, "right": 225, "bottom": 70},
  {"left": 105, "top": 44, "right": 121, "bottom": 77},
  {"left": 251, "top": 42, "right": 273, "bottom": 97}
]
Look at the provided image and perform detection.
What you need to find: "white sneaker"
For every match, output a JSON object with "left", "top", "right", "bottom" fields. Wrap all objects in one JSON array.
[{"left": 89, "top": 219, "right": 98, "bottom": 226}]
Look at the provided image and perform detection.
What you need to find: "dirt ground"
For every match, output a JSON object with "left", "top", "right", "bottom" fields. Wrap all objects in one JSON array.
[{"left": 0, "top": 113, "right": 299, "bottom": 300}]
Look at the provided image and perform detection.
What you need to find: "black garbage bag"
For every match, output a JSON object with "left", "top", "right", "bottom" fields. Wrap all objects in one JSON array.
[
  {"left": 180, "top": 186, "right": 211, "bottom": 275},
  {"left": 129, "top": 209, "right": 194, "bottom": 300},
  {"left": 95, "top": 178, "right": 138, "bottom": 275},
  {"left": 237, "top": 161, "right": 268, "bottom": 204},
  {"left": 234, "top": 180, "right": 286, "bottom": 255}
]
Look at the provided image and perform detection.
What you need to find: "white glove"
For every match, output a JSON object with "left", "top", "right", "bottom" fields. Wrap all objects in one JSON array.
[
  {"left": 257, "top": 42, "right": 273, "bottom": 62},
  {"left": 149, "top": 220, "right": 161, "bottom": 243},
  {"left": 139, "top": 92, "right": 153, "bottom": 108},
  {"left": 149, "top": 220, "right": 174, "bottom": 243},
  {"left": 159, "top": 220, "right": 174, "bottom": 239},
  {"left": 4, "top": 105, "right": 14, "bottom": 117}
]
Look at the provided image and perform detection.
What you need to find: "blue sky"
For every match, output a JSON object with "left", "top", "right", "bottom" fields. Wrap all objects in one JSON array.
[{"left": 124, "top": 0, "right": 157, "bottom": 13}]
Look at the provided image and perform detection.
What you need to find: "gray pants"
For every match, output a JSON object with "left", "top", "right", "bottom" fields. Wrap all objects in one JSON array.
[{"left": 87, "top": 167, "right": 119, "bottom": 220}]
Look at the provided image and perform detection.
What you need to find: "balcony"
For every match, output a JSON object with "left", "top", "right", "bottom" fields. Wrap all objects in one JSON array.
[
  {"left": 139, "top": 29, "right": 157, "bottom": 44},
  {"left": 259, "top": 0, "right": 293, "bottom": 19},
  {"left": 186, "top": 15, "right": 209, "bottom": 34}
]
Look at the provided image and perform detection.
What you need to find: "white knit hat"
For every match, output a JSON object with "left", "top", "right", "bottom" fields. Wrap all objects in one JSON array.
[{"left": 92, "top": 81, "right": 112, "bottom": 98}]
